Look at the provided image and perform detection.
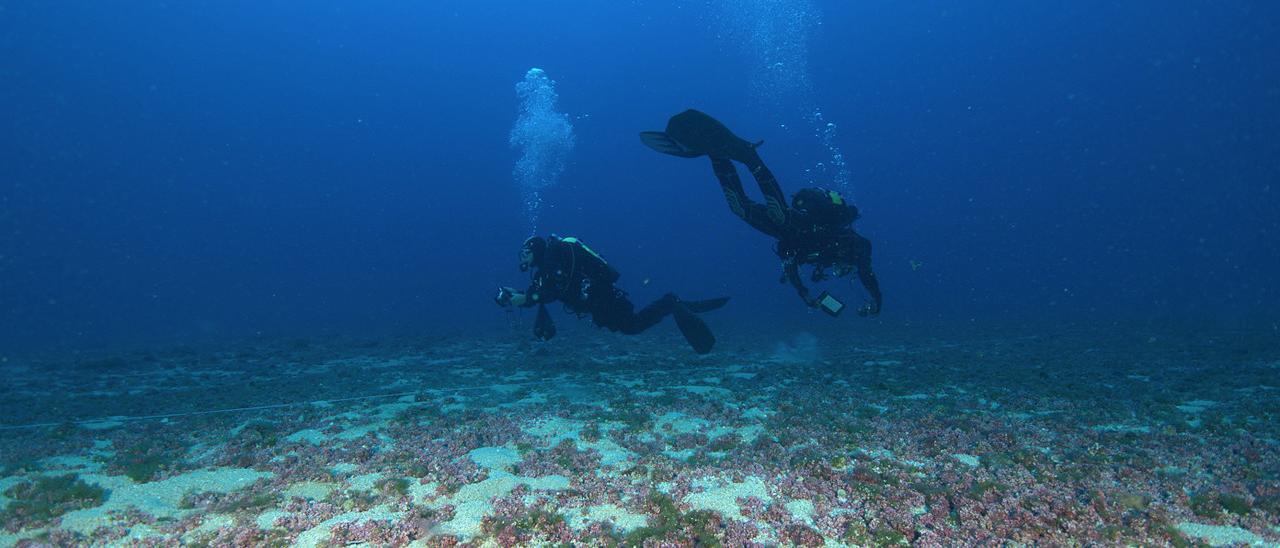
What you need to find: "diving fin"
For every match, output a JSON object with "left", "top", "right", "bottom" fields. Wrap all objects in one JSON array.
[
  {"left": 639, "top": 131, "right": 701, "bottom": 158},
  {"left": 673, "top": 306, "right": 715, "bottom": 354},
  {"left": 533, "top": 304, "right": 556, "bottom": 341},
  {"left": 666, "top": 109, "right": 761, "bottom": 162},
  {"left": 683, "top": 296, "right": 730, "bottom": 314}
]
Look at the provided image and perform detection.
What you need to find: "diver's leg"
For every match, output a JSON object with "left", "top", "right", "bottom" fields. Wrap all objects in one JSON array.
[
  {"left": 739, "top": 150, "right": 789, "bottom": 228},
  {"left": 711, "top": 158, "right": 784, "bottom": 238},
  {"left": 711, "top": 158, "right": 750, "bottom": 219},
  {"left": 591, "top": 287, "right": 645, "bottom": 334},
  {"left": 608, "top": 293, "right": 677, "bottom": 335}
]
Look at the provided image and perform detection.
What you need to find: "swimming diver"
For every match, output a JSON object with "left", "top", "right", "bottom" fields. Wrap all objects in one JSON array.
[
  {"left": 640, "top": 109, "right": 882, "bottom": 317},
  {"left": 494, "top": 235, "right": 730, "bottom": 354}
]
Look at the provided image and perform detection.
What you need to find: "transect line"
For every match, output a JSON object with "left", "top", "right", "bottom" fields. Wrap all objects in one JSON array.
[{"left": 0, "top": 365, "right": 754, "bottom": 431}]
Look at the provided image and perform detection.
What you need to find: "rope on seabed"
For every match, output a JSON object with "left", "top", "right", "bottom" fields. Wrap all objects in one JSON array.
[{"left": 0, "top": 364, "right": 752, "bottom": 431}]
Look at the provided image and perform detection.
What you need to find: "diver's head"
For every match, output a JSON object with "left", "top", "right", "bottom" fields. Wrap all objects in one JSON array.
[{"left": 519, "top": 236, "right": 547, "bottom": 272}]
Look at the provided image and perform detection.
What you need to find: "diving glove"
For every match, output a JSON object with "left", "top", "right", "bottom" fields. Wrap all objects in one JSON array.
[{"left": 495, "top": 287, "right": 516, "bottom": 307}]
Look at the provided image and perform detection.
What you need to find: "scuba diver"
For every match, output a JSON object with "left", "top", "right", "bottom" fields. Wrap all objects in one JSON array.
[
  {"left": 640, "top": 109, "right": 882, "bottom": 317},
  {"left": 495, "top": 235, "right": 730, "bottom": 354}
]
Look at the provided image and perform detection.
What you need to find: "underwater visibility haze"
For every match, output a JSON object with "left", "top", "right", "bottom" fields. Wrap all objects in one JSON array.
[{"left": 1, "top": 1, "right": 1278, "bottom": 545}]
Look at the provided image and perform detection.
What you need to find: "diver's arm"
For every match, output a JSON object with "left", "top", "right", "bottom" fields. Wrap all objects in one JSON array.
[
  {"left": 853, "top": 238, "right": 882, "bottom": 316},
  {"left": 783, "top": 258, "right": 816, "bottom": 307},
  {"left": 495, "top": 287, "right": 525, "bottom": 308},
  {"left": 522, "top": 284, "right": 557, "bottom": 307},
  {"left": 512, "top": 273, "right": 559, "bottom": 308}
]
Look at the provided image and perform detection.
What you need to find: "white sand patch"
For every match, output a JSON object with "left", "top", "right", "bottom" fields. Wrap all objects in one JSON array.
[
  {"left": 286, "top": 429, "right": 327, "bottom": 444},
  {"left": 1177, "top": 400, "right": 1217, "bottom": 413},
  {"left": 185, "top": 513, "right": 235, "bottom": 540},
  {"left": 409, "top": 480, "right": 439, "bottom": 505},
  {"left": 489, "top": 384, "right": 523, "bottom": 394},
  {"left": 742, "top": 407, "right": 770, "bottom": 419},
  {"left": 513, "top": 391, "right": 548, "bottom": 405},
  {"left": 897, "top": 393, "right": 931, "bottom": 400},
  {"left": 613, "top": 377, "right": 646, "bottom": 388},
  {"left": 786, "top": 499, "right": 815, "bottom": 526},
  {"left": 656, "top": 412, "right": 708, "bottom": 435},
  {"left": 0, "top": 475, "right": 22, "bottom": 510},
  {"left": 527, "top": 416, "right": 584, "bottom": 445},
  {"left": 664, "top": 449, "right": 696, "bottom": 461},
  {"left": 441, "top": 499, "right": 493, "bottom": 539},
  {"left": 728, "top": 372, "right": 757, "bottom": 379},
  {"left": 422, "top": 357, "right": 467, "bottom": 368},
  {"left": 336, "top": 422, "right": 384, "bottom": 440},
  {"left": 81, "top": 418, "right": 125, "bottom": 430},
  {"left": 1176, "top": 522, "right": 1269, "bottom": 547},
  {"left": 256, "top": 509, "right": 289, "bottom": 529},
  {"left": 294, "top": 505, "right": 400, "bottom": 548},
  {"left": 433, "top": 471, "right": 570, "bottom": 539},
  {"left": 684, "top": 476, "right": 771, "bottom": 518},
  {"left": 38, "top": 455, "right": 102, "bottom": 473},
  {"left": 708, "top": 426, "right": 737, "bottom": 438},
  {"left": 283, "top": 481, "right": 336, "bottom": 500},
  {"left": 349, "top": 472, "right": 384, "bottom": 492},
  {"left": 1092, "top": 423, "right": 1150, "bottom": 433},
  {"left": 952, "top": 454, "right": 980, "bottom": 467},
  {"left": 634, "top": 390, "right": 665, "bottom": 397},
  {"left": 503, "top": 371, "right": 534, "bottom": 382},
  {"left": 468, "top": 446, "right": 521, "bottom": 471},
  {"left": 371, "top": 401, "right": 414, "bottom": 420},
  {"left": 737, "top": 424, "right": 766, "bottom": 443},
  {"left": 863, "top": 448, "right": 895, "bottom": 460},
  {"left": 0, "top": 529, "right": 44, "bottom": 546},
  {"left": 331, "top": 462, "right": 359, "bottom": 475},
  {"left": 702, "top": 377, "right": 721, "bottom": 384},
  {"left": 677, "top": 385, "right": 732, "bottom": 398},
  {"left": 578, "top": 438, "right": 634, "bottom": 468},
  {"left": 566, "top": 503, "right": 648, "bottom": 532},
  {"left": 58, "top": 468, "right": 270, "bottom": 533}
]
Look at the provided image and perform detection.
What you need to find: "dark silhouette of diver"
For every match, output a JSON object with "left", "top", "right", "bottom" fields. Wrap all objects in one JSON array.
[
  {"left": 641, "top": 109, "right": 882, "bottom": 317},
  {"left": 495, "top": 235, "right": 729, "bottom": 353}
]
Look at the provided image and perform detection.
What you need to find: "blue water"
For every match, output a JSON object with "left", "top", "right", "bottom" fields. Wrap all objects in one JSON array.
[{"left": 2, "top": 2, "right": 1277, "bottom": 348}]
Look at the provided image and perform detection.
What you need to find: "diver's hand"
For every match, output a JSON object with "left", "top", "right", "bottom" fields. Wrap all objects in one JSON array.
[{"left": 495, "top": 287, "right": 516, "bottom": 307}]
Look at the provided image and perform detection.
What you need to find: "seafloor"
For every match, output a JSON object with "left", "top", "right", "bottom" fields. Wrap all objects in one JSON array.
[{"left": 1, "top": 325, "right": 1278, "bottom": 547}]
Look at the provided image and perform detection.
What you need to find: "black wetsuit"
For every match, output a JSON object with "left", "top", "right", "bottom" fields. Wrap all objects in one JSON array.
[
  {"left": 518, "top": 236, "right": 681, "bottom": 335},
  {"left": 710, "top": 152, "right": 883, "bottom": 311}
]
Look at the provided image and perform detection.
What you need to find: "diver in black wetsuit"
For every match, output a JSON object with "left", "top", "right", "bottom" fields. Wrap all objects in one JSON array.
[
  {"left": 495, "top": 235, "right": 729, "bottom": 353},
  {"left": 641, "top": 109, "right": 882, "bottom": 317}
]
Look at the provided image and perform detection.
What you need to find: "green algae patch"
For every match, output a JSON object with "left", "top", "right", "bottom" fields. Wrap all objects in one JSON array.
[
  {"left": 0, "top": 474, "right": 106, "bottom": 527},
  {"left": 625, "top": 492, "right": 724, "bottom": 547}
]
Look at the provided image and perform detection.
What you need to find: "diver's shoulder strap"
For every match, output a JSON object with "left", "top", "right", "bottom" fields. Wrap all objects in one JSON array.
[{"left": 559, "top": 236, "right": 620, "bottom": 284}]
